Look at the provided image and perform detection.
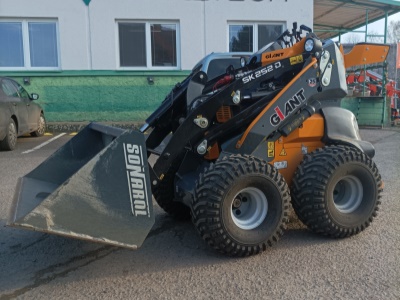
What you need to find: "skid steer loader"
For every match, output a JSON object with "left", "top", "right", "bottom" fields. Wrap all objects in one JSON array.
[{"left": 9, "top": 24, "right": 388, "bottom": 257}]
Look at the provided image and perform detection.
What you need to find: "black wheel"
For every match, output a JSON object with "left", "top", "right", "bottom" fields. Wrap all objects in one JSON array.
[
  {"left": 192, "top": 154, "right": 290, "bottom": 257},
  {"left": 0, "top": 118, "right": 17, "bottom": 151},
  {"left": 291, "top": 145, "right": 382, "bottom": 238},
  {"left": 153, "top": 161, "right": 191, "bottom": 220},
  {"left": 31, "top": 113, "right": 46, "bottom": 137}
]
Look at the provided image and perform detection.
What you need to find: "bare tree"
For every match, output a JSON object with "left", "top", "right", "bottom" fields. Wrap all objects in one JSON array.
[
  {"left": 344, "top": 33, "right": 363, "bottom": 44},
  {"left": 367, "top": 30, "right": 383, "bottom": 43},
  {"left": 387, "top": 20, "right": 400, "bottom": 43}
]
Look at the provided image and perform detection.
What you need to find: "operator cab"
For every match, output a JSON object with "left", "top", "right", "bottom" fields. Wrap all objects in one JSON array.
[{"left": 192, "top": 52, "right": 249, "bottom": 81}]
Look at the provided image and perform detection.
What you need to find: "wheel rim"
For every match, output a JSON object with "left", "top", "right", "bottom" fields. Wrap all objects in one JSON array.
[
  {"left": 37, "top": 116, "right": 45, "bottom": 135},
  {"left": 9, "top": 121, "right": 17, "bottom": 147},
  {"left": 231, "top": 187, "right": 268, "bottom": 230},
  {"left": 333, "top": 175, "right": 363, "bottom": 214}
]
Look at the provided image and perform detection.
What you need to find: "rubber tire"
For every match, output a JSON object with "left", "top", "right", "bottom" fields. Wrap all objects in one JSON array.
[
  {"left": 192, "top": 154, "right": 290, "bottom": 257},
  {"left": 153, "top": 161, "right": 191, "bottom": 220},
  {"left": 0, "top": 118, "right": 17, "bottom": 151},
  {"left": 31, "top": 113, "right": 46, "bottom": 137},
  {"left": 291, "top": 145, "right": 382, "bottom": 238}
]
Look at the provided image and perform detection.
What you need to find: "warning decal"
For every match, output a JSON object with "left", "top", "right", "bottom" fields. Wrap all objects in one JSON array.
[
  {"left": 279, "top": 148, "right": 287, "bottom": 156},
  {"left": 290, "top": 55, "right": 303, "bottom": 65},
  {"left": 267, "top": 142, "right": 275, "bottom": 158}
]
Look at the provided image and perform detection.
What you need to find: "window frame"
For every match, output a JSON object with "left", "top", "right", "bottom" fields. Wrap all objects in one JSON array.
[
  {"left": 227, "top": 22, "right": 285, "bottom": 53},
  {"left": 116, "top": 20, "right": 181, "bottom": 71},
  {"left": 0, "top": 19, "right": 61, "bottom": 71}
]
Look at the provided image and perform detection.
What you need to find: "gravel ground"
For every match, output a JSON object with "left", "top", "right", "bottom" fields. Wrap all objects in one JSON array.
[{"left": 0, "top": 129, "right": 399, "bottom": 300}]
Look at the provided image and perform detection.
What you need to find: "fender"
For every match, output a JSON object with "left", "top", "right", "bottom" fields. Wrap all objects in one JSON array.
[{"left": 321, "top": 106, "right": 375, "bottom": 158}]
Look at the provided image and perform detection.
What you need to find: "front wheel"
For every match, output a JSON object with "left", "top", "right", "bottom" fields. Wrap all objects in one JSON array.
[
  {"left": 192, "top": 154, "right": 290, "bottom": 257},
  {"left": 291, "top": 145, "right": 382, "bottom": 238}
]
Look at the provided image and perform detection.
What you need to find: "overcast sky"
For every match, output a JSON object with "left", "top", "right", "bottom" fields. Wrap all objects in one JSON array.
[{"left": 337, "top": 11, "right": 400, "bottom": 42}]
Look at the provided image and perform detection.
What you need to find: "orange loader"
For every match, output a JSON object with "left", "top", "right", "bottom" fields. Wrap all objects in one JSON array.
[{"left": 9, "top": 23, "right": 389, "bottom": 257}]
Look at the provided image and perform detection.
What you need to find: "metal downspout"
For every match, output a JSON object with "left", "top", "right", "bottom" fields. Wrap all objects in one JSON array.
[
  {"left": 86, "top": 3, "right": 93, "bottom": 70},
  {"left": 363, "top": 10, "right": 369, "bottom": 96},
  {"left": 382, "top": 10, "right": 388, "bottom": 128}
]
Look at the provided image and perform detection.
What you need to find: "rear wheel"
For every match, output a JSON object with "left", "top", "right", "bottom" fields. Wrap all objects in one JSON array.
[
  {"left": 192, "top": 154, "right": 290, "bottom": 257},
  {"left": 0, "top": 118, "right": 17, "bottom": 151},
  {"left": 153, "top": 161, "right": 191, "bottom": 220},
  {"left": 291, "top": 145, "right": 382, "bottom": 238},
  {"left": 31, "top": 113, "right": 46, "bottom": 137}
]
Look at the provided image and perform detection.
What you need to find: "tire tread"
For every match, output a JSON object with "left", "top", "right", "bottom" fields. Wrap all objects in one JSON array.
[
  {"left": 291, "top": 145, "right": 382, "bottom": 238},
  {"left": 192, "top": 154, "right": 290, "bottom": 257}
]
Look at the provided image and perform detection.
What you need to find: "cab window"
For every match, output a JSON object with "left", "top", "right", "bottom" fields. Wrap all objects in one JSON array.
[{"left": 207, "top": 58, "right": 242, "bottom": 80}]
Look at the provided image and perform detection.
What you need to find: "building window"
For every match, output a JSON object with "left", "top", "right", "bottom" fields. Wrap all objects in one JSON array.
[
  {"left": 29, "top": 23, "right": 58, "bottom": 67},
  {"left": 0, "top": 20, "right": 59, "bottom": 69},
  {"left": 119, "top": 23, "right": 146, "bottom": 67},
  {"left": 118, "top": 21, "right": 179, "bottom": 69},
  {"left": 229, "top": 25, "right": 253, "bottom": 52},
  {"left": 228, "top": 23, "right": 284, "bottom": 53}
]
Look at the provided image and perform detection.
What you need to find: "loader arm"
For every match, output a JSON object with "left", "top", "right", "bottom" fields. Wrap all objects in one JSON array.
[
  {"left": 152, "top": 55, "right": 305, "bottom": 181},
  {"left": 230, "top": 39, "right": 348, "bottom": 157},
  {"left": 151, "top": 33, "right": 325, "bottom": 182}
]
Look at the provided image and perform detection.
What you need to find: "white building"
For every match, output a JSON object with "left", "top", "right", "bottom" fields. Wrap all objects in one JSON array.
[
  {"left": 0, "top": 0, "right": 313, "bottom": 122},
  {"left": 0, "top": 0, "right": 313, "bottom": 71}
]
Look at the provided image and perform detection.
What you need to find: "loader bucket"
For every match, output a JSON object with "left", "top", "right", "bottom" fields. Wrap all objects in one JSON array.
[{"left": 8, "top": 123, "right": 154, "bottom": 249}]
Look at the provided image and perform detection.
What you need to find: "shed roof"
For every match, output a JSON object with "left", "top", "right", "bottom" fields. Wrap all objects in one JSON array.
[{"left": 314, "top": 0, "right": 400, "bottom": 39}]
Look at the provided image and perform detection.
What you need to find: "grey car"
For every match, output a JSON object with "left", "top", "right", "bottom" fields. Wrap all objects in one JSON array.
[{"left": 0, "top": 77, "right": 46, "bottom": 151}]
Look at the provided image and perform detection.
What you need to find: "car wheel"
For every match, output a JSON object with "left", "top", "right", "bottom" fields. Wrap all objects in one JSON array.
[
  {"left": 291, "top": 145, "right": 382, "bottom": 238},
  {"left": 0, "top": 118, "right": 17, "bottom": 151},
  {"left": 31, "top": 113, "right": 46, "bottom": 137},
  {"left": 192, "top": 154, "right": 290, "bottom": 257}
]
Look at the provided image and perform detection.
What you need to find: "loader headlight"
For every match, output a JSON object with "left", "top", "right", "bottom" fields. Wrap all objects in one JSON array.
[
  {"left": 240, "top": 57, "right": 246, "bottom": 67},
  {"left": 304, "top": 38, "right": 315, "bottom": 52}
]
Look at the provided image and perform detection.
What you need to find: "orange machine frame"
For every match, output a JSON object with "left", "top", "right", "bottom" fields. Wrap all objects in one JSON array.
[{"left": 268, "top": 114, "right": 325, "bottom": 185}]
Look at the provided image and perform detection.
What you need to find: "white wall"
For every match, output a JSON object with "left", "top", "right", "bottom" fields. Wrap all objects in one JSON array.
[
  {"left": 89, "top": 0, "right": 313, "bottom": 70},
  {"left": 0, "top": 0, "right": 90, "bottom": 69},
  {"left": 88, "top": 0, "right": 205, "bottom": 70},
  {"left": 0, "top": 0, "right": 313, "bottom": 71},
  {"left": 203, "top": 0, "right": 313, "bottom": 54}
]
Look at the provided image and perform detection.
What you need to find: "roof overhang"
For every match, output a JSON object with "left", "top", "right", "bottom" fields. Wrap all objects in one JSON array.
[{"left": 314, "top": 0, "right": 400, "bottom": 40}]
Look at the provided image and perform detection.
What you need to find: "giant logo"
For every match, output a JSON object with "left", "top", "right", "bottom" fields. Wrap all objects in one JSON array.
[
  {"left": 270, "top": 89, "right": 306, "bottom": 126},
  {"left": 123, "top": 143, "right": 150, "bottom": 217},
  {"left": 265, "top": 52, "right": 284, "bottom": 59}
]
